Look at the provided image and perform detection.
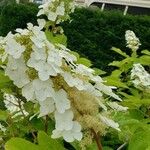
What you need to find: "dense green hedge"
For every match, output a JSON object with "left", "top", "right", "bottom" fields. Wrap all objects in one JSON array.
[
  {"left": 62, "top": 8, "right": 150, "bottom": 72},
  {"left": 0, "top": 3, "right": 38, "bottom": 36}
]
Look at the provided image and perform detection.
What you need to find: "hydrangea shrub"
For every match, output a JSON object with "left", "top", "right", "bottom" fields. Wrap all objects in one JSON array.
[{"left": 0, "top": 0, "right": 123, "bottom": 149}]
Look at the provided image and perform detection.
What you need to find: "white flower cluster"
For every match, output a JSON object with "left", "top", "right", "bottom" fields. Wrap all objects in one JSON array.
[
  {"left": 131, "top": 63, "right": 150, "bottom": 91},
  {"left": 125, "top": 30, "right": 141, "bottom": 51},
  {"left": 37, "top": 0, "right": 75, "bottom": 23},
  {"left": 3, "top": 93, "right": 28, "bottom": 118},
  {"left": 0, "top": 0, "right": 122, "bottom": 142}
]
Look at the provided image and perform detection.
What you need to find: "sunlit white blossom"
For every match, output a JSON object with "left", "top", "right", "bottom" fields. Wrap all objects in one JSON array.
[
  {"left": 47, "top": 48, "right": 62, "bottom": 66},
  {"left": 75, "top": 64, "right": 94, "bottom": 76},
  {"left": 58, "top": 44, "right": 77, "bottom": 64},
  {"left": 107, "top": 102, "right": 128, "bottom": 111},
  {"left": 84, "top": 83, "right": 102, "bottom": 97},
  {"left": 39, "top": 97, "right": 55, "bottom": 117},
  {"left": 100, "top": 115, "right": 120, "bottom": 131},
  {"left": 15, "top": 28, "right": 29, "bottom": 35},
  {"left": 37, "top": 19, "right": 46, "bottom": 30},
  {"left": 54, "top": 110, "right": 74, "bottom": 131},
  {"left": 56, "top": 2, "right": 65, "bottom": 16},
  {"left": 27, "top": 43, "right": 62, "bottom": 81},
  {"left": 5, "top": 32, "right": 25, "bottom": 59},
  {"left": 52, "top": 121, "right": 82, "bottom": 142},
  {"left": 5, "top": 56, "right": 30, "bottom": 88},
  {"left": 37, "top": 61, "right": 62, "bottom": 80},
  {"left": 30, "top": 29, "right": 47, "bottom": 49},
  {"left": 22, "top": 79, "right": 55, "bottom": 101},
  {"left": 95, "top": 82, "right": 122, "bottom": 101},
  {"left": 62, "top": 72, "right": 85, "bottom": 90},
  {"left": 53, "top": 89, "right": 70, "bottom": 113},
  {"left": 37, "top": 1, "right": 65, "bottom": 22}
]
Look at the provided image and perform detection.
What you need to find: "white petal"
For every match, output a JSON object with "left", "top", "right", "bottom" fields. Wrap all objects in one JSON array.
[
  {"left": 73, "top": 132, "right": 83, "bottom": 141},
  {"left": 37, "top": 9, "right": 44, "bottom": 16},
  {"left": 54, "top": 110, "right": 73, "bottom": 131},
  {"left": 37, "top": 19, "right": 46, "bottom": 30},
  {"left": 107, "top": 102, "right": 128, "bottom": 111},
  {"left": 95, "top": 82, "right": 122, "bottom": 101},
  {"left": 63, "top": 131, "right": 74, "bottom": 142},
  {"left": 51, "top": 129, "right": 62, "bottom": 138},
  {"left": 54, "top": 89, "right": 70, "bottom": 113},
  {"left": 22, "top": 82, "right": 35, "bottom": 101},
  {"left": 48, "top": 11, "right": 57, "bottom": 21},
  {"left": 38, "top": 97, "right": 55, "bottom": 117},
  {"left": 100, "top": 115, "right": 120, "bottom": 131}
]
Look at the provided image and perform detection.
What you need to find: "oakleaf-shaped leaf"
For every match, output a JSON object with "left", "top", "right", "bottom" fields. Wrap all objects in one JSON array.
[
  {"left": 0, "top": 110, "right": 9, "bottom": 121},
  {"left": 5, "top": 138, "right": 39, "bottom": 150},
  {"left": 139, "top": 55, "right": 150, "bottom": 65},
  {"left": 38, "top": 131, "right": 65, "bottom": 150},
  {"left": 5, "top": 131, "right": 65, "bottom": 150},
  {"left": 77, "top": 58, "right": 92, "bottom": 67},
  {"left": 45, "top": 31, "right": 67, "bottom": 46},
  {"left": 111, "top": 47, "right": 129, "bottom": 58},
  {"left": 141, "top": 50, "right": 150, "bottom": 56}
]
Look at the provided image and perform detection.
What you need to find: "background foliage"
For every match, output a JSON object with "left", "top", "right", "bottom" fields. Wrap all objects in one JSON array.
[
  {"left": 0, "top": 2, "right": 38, "bottom": 36},
  {"left": 62, "top": 8, "right": 150, "bottom": 72}
]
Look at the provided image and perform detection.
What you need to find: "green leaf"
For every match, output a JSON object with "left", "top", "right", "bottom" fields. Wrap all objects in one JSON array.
[
  {"left": 93, "top": 68, "right": 106, "bottom": 75},
  {"left": 109, "top": 57, "right": 135, "bottom": 72},
  {"left": 5, "top": 131, "right": 65, "bottom": 150},
  {"left": 77, "top": 58, "right": 92, "bottom": 67},
  {"left": 141, "top": 50, "right": 150, "bottom": 56},
  {"left": 5, "top": 138, "right": 39, "bottom": 150},
  {"left": 105, "top": 70, "right": 128, "bottom": 88},
  {"left": 45, "top": 31, "right": 67, "bottom": 46},
  {"left": 38, "top": 131, "right": 65, "bottom": 150},
  {"left": 87, "top": 142, "right": 97, "bottom": 150},
  {"left": 0, "top": 70, "right": 12, "bottom": 89},
  {"left": 111, "top": 47, "right": 129, "bottom": 58},
  {"left": 70, "top": 141, "right": 81, "bottom": 150},
  {"left": 23, "top": 101, "right": 34, "bottom": 113},
  {"left": 70, "top": 51, "right": 80, "bottom": 60},
  {"left": 103, "top": 146, "right": 113, "bottom": 150},
  {"left": 128, "top": 128, "right": 150, "bottom": 150},
  {"left": 109, "top": 61, "right": 120, "bottom": 67},
  {"left": 0, "top": 110, "right": 9, "bottom": 121},
  {"left": 121, "top": 96, "right": 150, "bottom": 108},
  {"left": 138, "top": 55, "right": 150, "bottom": 65},
  {"left": 105, "top": 77, "right": 128, "bottom": 88}
]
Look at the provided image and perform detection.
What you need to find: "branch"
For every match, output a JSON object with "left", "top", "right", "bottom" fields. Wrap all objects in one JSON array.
[{"left": 91, "top": 129, "right": 103, "bottom": 150}]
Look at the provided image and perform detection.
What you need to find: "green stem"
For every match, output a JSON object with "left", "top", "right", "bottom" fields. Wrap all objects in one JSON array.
[{"left": 45, "top": 115, "right": 49, "bottom": 133}]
